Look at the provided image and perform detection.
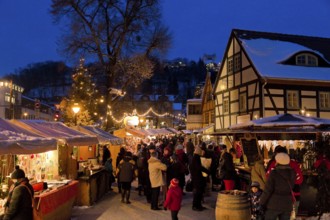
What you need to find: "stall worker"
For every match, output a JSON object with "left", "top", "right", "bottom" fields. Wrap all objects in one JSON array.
[{"left": 3, "top": 166, "right": 34, "bottom": 220}]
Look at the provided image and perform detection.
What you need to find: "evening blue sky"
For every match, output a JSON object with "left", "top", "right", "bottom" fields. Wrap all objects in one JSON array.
[{"left": 1, "top": 0, "right": 330, "bottom": 76}]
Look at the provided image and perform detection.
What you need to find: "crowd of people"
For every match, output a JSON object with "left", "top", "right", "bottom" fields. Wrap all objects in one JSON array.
[{"left": 3, "top": 134, "right": 330, "bottom": 220}]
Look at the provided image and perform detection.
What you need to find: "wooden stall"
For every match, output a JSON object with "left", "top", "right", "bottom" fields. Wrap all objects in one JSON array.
[
  {"left": 215, "top": 113, "right": 330, "bottom": 216},
  {"left": 74, "top": 125, "right": 123, "bottom": 206}
]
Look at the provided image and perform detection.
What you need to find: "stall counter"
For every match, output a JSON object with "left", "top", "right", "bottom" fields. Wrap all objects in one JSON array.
[
  {"left": 34, "top": 180, "right": 78, "bottom": 220},
  {"left": 76, "top": 169, "right": 109, "bottom": 206}
]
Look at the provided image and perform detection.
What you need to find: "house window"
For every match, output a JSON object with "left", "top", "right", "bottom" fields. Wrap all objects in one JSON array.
[
  {"left": 188, "top": 104, "right": 201, "bottom": 115},
  {"left": 234, "top": 54, "right": 241, "bottom": 72},
  {"left": 239, "top": 93, "right": 247, "bottom": 112},
  {"left": 223, "top": 98, "right": 229, "bottom": 114},
  {"left": 287, "top": 90, "right": 299, "bottom": 109},
  {"left": 204, "top": 112, "right": 210, "bottom": 124},
  {"left": 227, "top": 57, "right": 233, "bottom": 74},
  {"left": 5, "top": 93, "right": 15, "bottom": 104},
  {"left": 296, "top": 54, "right": 318, "bottom": 66},
  {"left": 320, "top": 92, "right": 330, "bottom": 109}
]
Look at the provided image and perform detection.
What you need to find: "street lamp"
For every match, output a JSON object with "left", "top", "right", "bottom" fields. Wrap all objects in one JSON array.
[{"left": 72, "top": 103, "right": 81, "bottom": 125}]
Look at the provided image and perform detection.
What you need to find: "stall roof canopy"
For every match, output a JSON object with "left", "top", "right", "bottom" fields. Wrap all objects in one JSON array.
[
  {"left": 214, "top": 114, "right": 330, "bottom": 140},
  {"left": 75, "top": 126, "right": 123, "bottom": 145},
  {"left": 142, "top": 128, "right": 173, "bottom": 136},
  {"left": 229, "top": 114, "right": 330, "bottom": 130},
  {"left": 0, "top": 118, "right": 57, "bottom": 154},
  {"left": 11, "top": 120, "right": 98, "bottom": 146}
]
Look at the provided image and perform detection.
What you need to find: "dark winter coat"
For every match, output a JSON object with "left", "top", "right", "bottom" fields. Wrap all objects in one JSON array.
[
  {"left": 116, "top": 158, "right": 137, "bottom": 183},
  {"left": 260, "top": 165, "right": 296, "bottom": 212},
  {"left": 164, "top": 185, "right": 183, "bottom": 211},
  {"left": 218, "top": 152, "right": 236, "bottom": 180},
  {"left": 189, "top": 154, "right": 208, "bottom": 189},
  {"left": 3, "top": 179, "right": 34, "bottom": 220}
]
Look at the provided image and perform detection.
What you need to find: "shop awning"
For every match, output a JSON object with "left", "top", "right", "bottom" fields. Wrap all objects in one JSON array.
[
  {"left": 0, "top": 118, "right": 57, "bottom": 154},
  {"left": 74, "top": 126, "right": 123, "bottom": 145},
  {"left": 11, "top": 120, "right": 98, "bottom": 146}
]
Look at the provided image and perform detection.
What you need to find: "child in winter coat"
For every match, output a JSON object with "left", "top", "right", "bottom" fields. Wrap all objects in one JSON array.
[
  {"left": 249, "top": 181, "right": 264, "bottom": 220},
  {"left": 164, "top": 178, "right": 183, "bottom": 220}
]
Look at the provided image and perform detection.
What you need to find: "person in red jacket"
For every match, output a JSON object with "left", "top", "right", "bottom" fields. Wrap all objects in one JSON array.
[{"left": 164, "top": 178, "right": 183, "bottom": 220}]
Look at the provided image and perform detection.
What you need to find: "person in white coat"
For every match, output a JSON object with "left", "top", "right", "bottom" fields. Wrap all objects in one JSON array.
[{"left": 148, "top": 151, "right": 167, "bottom": 210}]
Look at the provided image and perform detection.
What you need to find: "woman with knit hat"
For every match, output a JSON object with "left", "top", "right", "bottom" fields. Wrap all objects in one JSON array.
[
  {"left": 260, "top": 153, "right": 296, "bottom": 220},
  {"left": 3, "top": 166, "right": 34, "bottom": 220},
  {"left": 164, "top": 178, "right": 183, "bottom": 220}
]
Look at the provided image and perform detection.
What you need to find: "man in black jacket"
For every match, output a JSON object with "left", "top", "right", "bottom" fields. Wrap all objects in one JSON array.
[{"left": 189, "top": 146, "right": 209, "bottom": 211}]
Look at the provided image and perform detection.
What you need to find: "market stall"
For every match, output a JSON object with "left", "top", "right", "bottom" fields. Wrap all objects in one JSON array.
[
  {"left": 0, "top": 118, "right": 59, "bottom": 218},
  {"left": 215, "top": 113, "right": 330, "bottom": 216},
  {"left": 11, "top": 120, "right": 99, "bottom": 180},
  {"left": 74, "top": 125, "right": 123, "bottom": 206}
]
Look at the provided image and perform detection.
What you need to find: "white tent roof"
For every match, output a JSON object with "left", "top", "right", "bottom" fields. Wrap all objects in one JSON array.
[
  {"left": 229, "top": 113, "right": 330, "bottom": 129},
  {"left": 11, "top": 120, "right": 98, "bottom": 146},
  {"left": 0, "top": 118, "right": 57, "bottom": 154},
  {"left": 74, "top": 126, "right": 123, "bottom": 145}
]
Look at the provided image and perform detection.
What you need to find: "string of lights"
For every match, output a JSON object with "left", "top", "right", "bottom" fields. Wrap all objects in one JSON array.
[{"left": 106, "top": 106, "right": 185, "bottom": 124}]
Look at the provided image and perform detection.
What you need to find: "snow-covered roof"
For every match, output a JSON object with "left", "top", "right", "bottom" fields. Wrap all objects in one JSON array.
[
  {"left": 235, "top": 29, "right": 330, "bottom": 81},
  {"left": 11, "top": 120, "right": 98, "bottom": 146},
  {"left": 75, "top": 125, "right": 123, "bottom": 145},
  {"left": 0, "top": 118, "right": 57, "bottom": 154},
  {"left": 229, "top": 113, "right": 330, "bottom": 129}
]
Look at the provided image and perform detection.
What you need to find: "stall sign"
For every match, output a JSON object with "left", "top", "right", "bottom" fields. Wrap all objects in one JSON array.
[{"left": 240, "top": 138, "right": 260, "bottom": 167}]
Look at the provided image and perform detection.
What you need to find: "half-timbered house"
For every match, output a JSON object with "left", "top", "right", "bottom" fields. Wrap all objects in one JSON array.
[{"left": 214, "top": 29, "right": 330, "bottom": 133}]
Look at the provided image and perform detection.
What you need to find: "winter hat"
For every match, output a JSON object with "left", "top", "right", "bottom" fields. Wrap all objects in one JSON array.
[
  {"left": 170, "top": 178, "right": 179, "bottom": 187},
  {"left": 275, "top": 153, "right": 290, "bottom": 165},
  {"left": 194, "top": 146, "right": 202, "bottom": 155},
  {"left": 251, "top": 181, "right": 260, "bottom": 188},
  {"left": 11, "top": 165, "right": 25, "bottom": 179}
]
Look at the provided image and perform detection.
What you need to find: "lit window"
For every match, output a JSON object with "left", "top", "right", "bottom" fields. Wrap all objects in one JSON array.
[
  {"left": 239, "top": 93, "right": 247, "bottom": 112},
  {"left": 5, "top": 93, "right": 15, "bottom": 104},
  {"left": 320, "top": 92, "right": 330, "bottom": 109},
  {"left": 287, "top": 91, "right": 299, "bottom": 109},
  {"left": 296, "top": 53, "right": 318, "bottom": 66},
  {"left": 223, "top": 98, "right": 229, "bottom": 113}
]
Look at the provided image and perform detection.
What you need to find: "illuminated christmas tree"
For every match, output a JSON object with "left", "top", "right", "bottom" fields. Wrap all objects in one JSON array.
[{"left": 61, "top": 58, "right": 102, "bottom": 126}]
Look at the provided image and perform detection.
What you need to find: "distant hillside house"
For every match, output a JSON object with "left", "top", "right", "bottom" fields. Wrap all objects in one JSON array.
[
  {"left": 214, "top": 29, "right": 330, "bottom": 133},
  {"left": 0, "top": 80, "right": 24, "bottom": 119}
]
